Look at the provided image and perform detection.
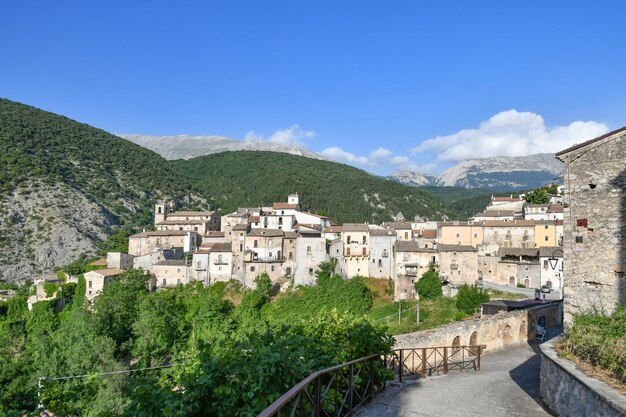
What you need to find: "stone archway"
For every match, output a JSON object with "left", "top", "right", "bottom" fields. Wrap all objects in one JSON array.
[
  {"left": 503, "top": 325, "right": 513, "bottom": 345},
  {"left": 469, "top": 331, "right": 479, "bottom": 355},
  {"left": 518, "top": 320, "right": 527, "bottom": 341},
  {"left": 509, "top": 276, "right": 515, "bottom": 286},
  {"left": 451, "top": 335, "right": 461, "bottom": 355},
  {"left": 524, "top": 278, "right": 530, "bottom": 288}
]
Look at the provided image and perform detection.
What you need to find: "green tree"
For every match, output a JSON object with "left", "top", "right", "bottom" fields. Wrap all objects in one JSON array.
[
  {"left": 415, "top": 269, "right": 443, "bottom": 300},
  {"left": 456, "top": 284, "right": 490, "bottom": 315}
]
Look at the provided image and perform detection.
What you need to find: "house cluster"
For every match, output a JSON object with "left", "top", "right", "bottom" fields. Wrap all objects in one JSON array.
[{"left": 86, "top": 192, "right": 565, "bottom": 301}]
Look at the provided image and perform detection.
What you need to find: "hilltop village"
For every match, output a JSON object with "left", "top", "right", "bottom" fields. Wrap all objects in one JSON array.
[{"left": 64, "top": 191, "right": 565, "bottom": 304}]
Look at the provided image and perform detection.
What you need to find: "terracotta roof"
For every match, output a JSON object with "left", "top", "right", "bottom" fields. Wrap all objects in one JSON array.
[
  {"left": 284, "top": 231, "right": 299, "bottom": 239},
  {"left": 233, "top": 224, "right": 249, "bottom": 231},
  {"left": 421, "top": 229, "right": 437, "bottom": 239},
  {"left": 248, "top": 228, "right": 284, "bottom": 237},
  {"left": 156, "top": 220, "right": 207, "bottom": 225},
  {"left": 382, "top": 222, "right": 412, "bottom": 230},
  {"left": 273, "top": 203, "right": 299, "bottom": 210},
  {"left": 437, "top": 244, "right": 477, "bottom": 252},
  {"left": 369, "top": 228, "right": 396, "bottom": 236},
  {"left": 130, "top": 230, "right": 196, "bottom": 238},
  {"left": 556, "top": 126, "right": 626, "bottom": 158},
  {"left": 86, "top": 268, "right": 125, "bottom": 277},
  {"left": 207, "top": 231, "right": 225, "bottom": 237},
  {"left": 491, "top": 196, "right": 521, "bottom": 202},
  {"left": 539, "top": 246, "right": 564, "bottom": 257},
  {"left": 203, "top": 242, "right": 232, "bottom": 252},
  {"left": 547, "top": 204, "right": 564, "bottom": 213},
  {"left": 324, "top": 226, "right": 343, "bottom": 233},
  {"left": 249, "top": 216, "right": 260, "bottom": 222},
  {"left": 473, "top": 211, "right": 516, "bottom": 218},
  {"left": 499, "top": 248, "right": 539, "bottom": 258},
  {"left": 395, "top": 241, "right": 435, "bottom": 252},
  {"left": 342, "top": 223, "right": 370, "bottom": 232},
  {"left": 482, "top": 220, "right": 537, "bottom": 227},
  {"left": 155, "top": 260, "right": 189, "bottom": 266},
  {"left": 168, "top": 211, "right": 215, "bottom": 216}
]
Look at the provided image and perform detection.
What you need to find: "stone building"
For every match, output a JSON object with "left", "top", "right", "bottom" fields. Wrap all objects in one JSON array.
[
  {"left": 128, "top": 230, "right": 199, "bottom": 257},
  {"left": 438, "top": 244, "right": 479, "bottom": 285},
  {"left": 438, "top": 221, "right": 484, "bottom": 247},
  {"left": 341, "top": 224, "right": 370, "bottom": 277},
  {"left": 153, "top": 260, "right": 189, "bottom": 289},
  {"left": 154, "top": 204, "right": 221, "bottom": 235},
  {"left": 556, "top": 126, "right": 626, "bottom": 325},
  {"left": 482, "top": 220, "right": 536, "bottom": 248},
  {"left": 394, "top": 240, "right": 437, "bottom": 300},
  {"left": 191, "top": 242, "right": 233, "bottom": 285},
  {"left": 368, "top": 228, "right": 396, "bottom": 279},
  {"left": 83, "top": 268, "right": 124, "bottom": 301}
]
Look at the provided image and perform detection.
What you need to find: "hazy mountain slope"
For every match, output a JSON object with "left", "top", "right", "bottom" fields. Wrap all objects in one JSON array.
[
  {"left": 0, "top": 99, "right": 203, "bottom": 283},
  {"left": 172, "top": 151, "right": 461, "bottom": 224},
  {"left": 121, "top": 134, "right": 325, "bottom": 161},
  {"left": 438, "top": 153, "right": 563, "bottom": 190},
  {"left": 388, "top": 171, "right": 442, "bottom": 187}
]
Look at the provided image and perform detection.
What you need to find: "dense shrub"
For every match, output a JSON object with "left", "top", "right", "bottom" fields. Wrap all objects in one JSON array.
[
  {"left": 456, "top": 284, "right": 490, "bottom": 315},
  {"left": 561, "top": 306, "right": 626, "bottom": 384},
  {"left": 414, "top": 269, "right": 442, "bottom": 300}
]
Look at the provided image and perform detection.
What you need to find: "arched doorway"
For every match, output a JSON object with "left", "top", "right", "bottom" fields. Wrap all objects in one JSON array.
[
  {"left": 503, "top": 325, "right": 513, "bottom": 345},
  {"left": 451, "top": 335, "right": 461, "bottom": 355},
  {"left": 519, "top": 320, "right": 527, "bottom": 341},
  {"left": 524, "top": 278, "right": 530, "bottom": 288},
  {"left": 509, "top": 276, "right": 515, "bottom": 286},
  {"left": 469, "top": 331, "right": 478, "bottom": 355}
]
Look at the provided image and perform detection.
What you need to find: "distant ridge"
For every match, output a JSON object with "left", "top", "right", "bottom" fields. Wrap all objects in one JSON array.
[
  {"left": 390, "top": 153, "right": 563, "bottom": 191},
  {"left": 121, "top": 134, "right": 326, "bottom": 161}
]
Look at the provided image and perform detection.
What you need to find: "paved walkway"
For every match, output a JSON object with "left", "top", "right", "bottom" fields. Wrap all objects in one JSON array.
[{"left": 356, "top": 330, "right": 562, "bottom": 417}]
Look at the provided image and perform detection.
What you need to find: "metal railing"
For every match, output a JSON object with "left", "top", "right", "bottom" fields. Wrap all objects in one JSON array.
[{"left": 258, "top": 345, "right": 484, "bottom": 417}]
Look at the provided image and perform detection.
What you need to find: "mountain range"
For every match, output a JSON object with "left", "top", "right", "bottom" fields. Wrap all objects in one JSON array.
[
  {"left": 390, "top": 153, "right": 564, "bottom": 191},
  {"left": 0, "top": 99, "right": 459, "bottom": 283},
  {"left": 121, "top": 134, "right": 325, "bottom": 160},
  {"left": 124, "top": 135, "right": 564, "bottom": 191}
]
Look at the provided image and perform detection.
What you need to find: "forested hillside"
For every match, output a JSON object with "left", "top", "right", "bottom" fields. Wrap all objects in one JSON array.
[
  {"left": 0, "top": 99, "right": 203, "bottom": 282},
  {"left": 172, "top": 151, "right": 461, "bottom": 224}
]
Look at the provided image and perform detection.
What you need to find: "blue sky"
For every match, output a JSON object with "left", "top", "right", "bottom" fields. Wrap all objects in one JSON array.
[{"left": 1, "top": 1, "right": 625, "bottom": 174}]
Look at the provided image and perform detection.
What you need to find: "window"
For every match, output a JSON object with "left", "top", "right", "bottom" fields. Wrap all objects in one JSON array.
[
  {"left": 162, "top": 278, "right": 166, "bottom": 286},
  {"left": 177, "top": 279, "right": 181, "bottom": 286},
  {"left": 194, "top": 227, "right": 198, "bottom": 231},
  {"left": 372, "top": 259, "right": 376, "bottom": 264},
  {"left": 474, "top": 233, "right": 478, "bottom": 238},
  {"left": 309, "top": 268, "right": 313, "bottom": 276},
  {"left": 88, "top": 280, "right": 92, "bottom": 289},
  {"left": 289, "top": 252, "right": 293, "bottom": 260},
  {"left": 179, "top": 227, "right": 184, "bottom": 231},
  {"left": 544, "top": 236, "right": 549, "bottom": 241},
  {"left": 347, "top": 236, "right": 352, "bottom": 244},
  {"left": 286, "top": 267, "right": 292, "bottom": 275},
  {"left": 404, "top": 232, "right": 408, "bottom": 239},
  {"left": 362, "top": 247, "right": 366, "bottom": 255},
  {"left": 382, "top": 249, "right": 388, "bottom": 258},
  {"left": 307, "top": 246, "right": 312, "bottom": 254},
  {"left": 218, "top": 254, "right": 223, "bottom": 263},
  {"left": 239, "top": 244, "right": 243, "bottom": 251},
  {"left": 543, "top": 260, "right": 548, "bottom": 269},
  {"left": 363, "top": 236, "right": 367, "bottom": 243},
  {"left": 250, "top": 266, "right": 256, "bottom": 272},
  {"left": 271, "top": 265, "right": 275, "bottom": 272},
  {"left": 347, "top": 248, "right": 351, "bottom": 256},
  {"left": 456, "top": 233, "right": 460, "bottom": 238},
  {"left": 545, "top": 225, "right": 549, "bottom": 229},
  {"left": 197, "top": 261, "right": 202, "bottom": 269},
  {"left": 269, "top": 252, "right": 273, "bottom": 258},
  {"left": 254, "top": 240, "right": 258, "bottom": 248},
  {"left": 268, "top": 239, "right": 273, "bottom": 246}
]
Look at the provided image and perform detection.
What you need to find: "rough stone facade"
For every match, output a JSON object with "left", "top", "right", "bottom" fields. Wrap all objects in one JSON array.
[
  {"left": 557, "top": 127, "right": 626, "bottom": 326},
  {"left": 394, "top": 303, "right": 561, "bottom": 352},
  {"left": 540, "top": 337, "right": 626, "bottom": 417}
]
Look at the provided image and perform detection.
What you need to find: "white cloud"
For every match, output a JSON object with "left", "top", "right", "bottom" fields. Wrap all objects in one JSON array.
[
  {"left": 319, "top": 146, "right": 418, "bottom": 174},
  {"left": 412, "top": 110, "right": 609, "bottom": 162},
  {"left": 245, "top": 124, "right": 315, "bottom": 146},
  {"left": 319, "top": 146, "right": 369, "bottom": 166}
]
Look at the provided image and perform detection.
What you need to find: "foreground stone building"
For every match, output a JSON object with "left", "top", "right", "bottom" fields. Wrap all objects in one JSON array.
[{"left": 556, "top": 126, "right": 626, "bottom": 326}]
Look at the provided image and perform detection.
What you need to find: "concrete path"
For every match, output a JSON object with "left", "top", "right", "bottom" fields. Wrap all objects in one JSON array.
[{"left": 356, "top": 330, "right": 561, "bottom": 417}]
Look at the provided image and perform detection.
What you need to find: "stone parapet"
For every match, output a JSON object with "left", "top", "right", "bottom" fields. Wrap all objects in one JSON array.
[{"left": 540, "top": 336, "right": 626, "bottom": 417}]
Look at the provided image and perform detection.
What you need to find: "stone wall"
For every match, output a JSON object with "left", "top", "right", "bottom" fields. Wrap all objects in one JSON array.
[
  {"left": 394, "top": 303, "right": 561, "bottom": 352},
  {"left": 540, "top": 336, "right": 626, "bottom": 417},
  {"left": 558, "top": 130, "right": 626, "bottom": 326}
]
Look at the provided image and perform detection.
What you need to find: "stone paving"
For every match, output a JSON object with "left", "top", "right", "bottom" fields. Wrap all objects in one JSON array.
[{"left": 356, "top": 331, "right": 562, "bottom": 417}]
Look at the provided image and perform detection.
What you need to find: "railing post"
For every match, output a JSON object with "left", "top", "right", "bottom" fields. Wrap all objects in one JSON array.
[
  {"left": 399, "top": 349, "right": 403, "bottom": 382},
  {"left": 421, "top": 348, "right": 427, "bottom": 378},
  {"left": 443, "top": 347, "right": 448, "bottom": 375},
  {"left": 369, "top": 357, "right": 375, "bottom": 399},
  {"left": 477, "top": 346, "right": 482, "bottom": 372},
  {"left": 314, "top": 375, "right": 321, "bottom": 417},
  {"left": 348, "top": 363, "right": 354, "bottom": 414}
]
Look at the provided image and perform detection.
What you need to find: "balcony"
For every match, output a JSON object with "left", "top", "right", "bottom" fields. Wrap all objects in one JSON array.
[{"left": 246, "top": 256, "right": 286, "bottom": 263}]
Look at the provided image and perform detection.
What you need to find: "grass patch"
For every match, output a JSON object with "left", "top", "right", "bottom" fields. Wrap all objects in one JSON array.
[
  {"left": 486, "top": 289, "right": 527, "bottom": 301},
  {"left": 559, "top": 306, "right": 626, "bottom": 391}
]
